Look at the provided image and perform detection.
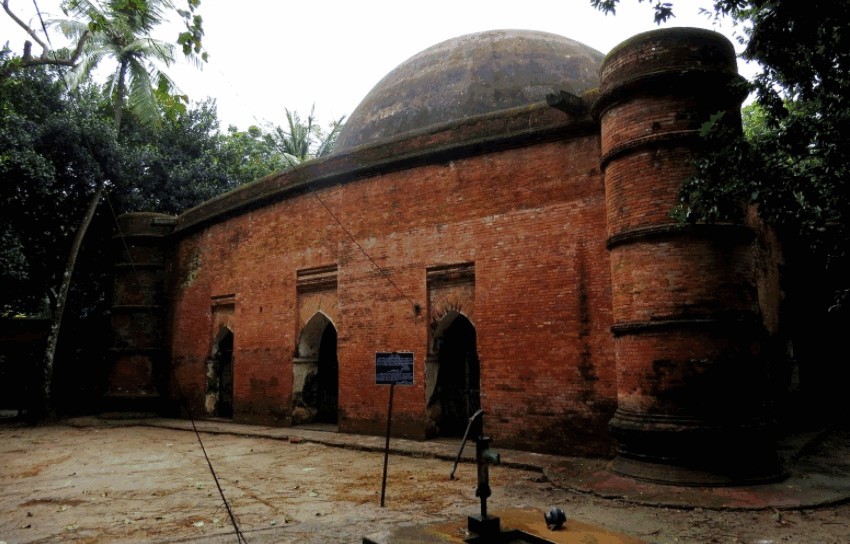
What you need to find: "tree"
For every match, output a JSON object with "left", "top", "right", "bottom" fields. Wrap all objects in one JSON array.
[
  {"left": 273, "top": 106, "right": 345, "bottom": 167},
  {"left": 116, "top": 100, "right": 282, "bottom": 214},
  {"left": 1, "top": 56, "right": 91, "bottom": 315},
  {"left": 2, "top": 0, "right": 204, "bottom": 82},
  {"left": 52, "top": 0, "right": 204, "bottom": 130},
  {"left": 0, "top": 56, "right": 125, "bottom": 413},
  {"left": 2, "top": 0, "right": 206, "bottom": 417},
  {"left": 593, "top": 0, "right": 850, "bottom": 418},
  {"left": 590, "top": 2, "right": 850, "bottom": 297},
  {"left": 219, "top": 124, "right": 290, "bottom": 183}
]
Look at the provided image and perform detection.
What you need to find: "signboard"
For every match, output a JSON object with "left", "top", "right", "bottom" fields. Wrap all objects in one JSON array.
[
  {"left": 375, "top": 351, "right": 414, "bottom": 385},
  {"left": 375, "top": 351, "right": 415, "bottom": 506}
]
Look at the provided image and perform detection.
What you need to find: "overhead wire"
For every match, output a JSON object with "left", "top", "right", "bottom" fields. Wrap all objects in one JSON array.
[
  {"left": 104, "top": 194, "right": 249, "bottom": 543},
  {"left": 305, "top": 186, "right": 421, "bottom": 314},
  {"left": 27, "top": 1, "right": 248, "bottom": 541},
  {"left": 24, "top": 2, "right": 426, "bottom": 540}
]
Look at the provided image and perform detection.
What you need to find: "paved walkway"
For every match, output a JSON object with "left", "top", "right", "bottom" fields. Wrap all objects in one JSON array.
[{"left": 67, "top": 416, "right": 850, "bottom": 511}]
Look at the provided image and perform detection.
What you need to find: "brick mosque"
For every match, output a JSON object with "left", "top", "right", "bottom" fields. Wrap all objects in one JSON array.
[{"left": 108, "top": 28, "right": 786, "bottom": 485}]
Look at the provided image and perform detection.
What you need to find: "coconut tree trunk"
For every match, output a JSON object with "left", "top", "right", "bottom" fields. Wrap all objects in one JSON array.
[
  {"left": 113, "top": 60, "right": 128, "bottom": 131},
  {"left": 35, "top": 180, "right": 105, "bottom": 420},
  {"left": 35, "top": 57, "right": 129, "bottom": 419}
]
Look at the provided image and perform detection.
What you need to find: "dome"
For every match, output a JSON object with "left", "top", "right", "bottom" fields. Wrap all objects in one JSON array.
[{"left": 334, "top": 29, "right": 605, "bottom": 151}]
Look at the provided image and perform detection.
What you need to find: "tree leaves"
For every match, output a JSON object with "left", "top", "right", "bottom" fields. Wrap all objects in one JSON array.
[
  {"left": 273, "top": 106, "right": 345, "bottom": 168},
  {"left": 590, "top": 0, "right": 675, "bottom": 23},
  {"left": 597, "top": 0, "right": 850, "bottom": 314}
]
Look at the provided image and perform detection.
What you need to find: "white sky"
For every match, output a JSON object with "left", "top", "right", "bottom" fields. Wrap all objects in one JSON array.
[{"left": 2, "top": 0, "right": 755, "bottom": 131}]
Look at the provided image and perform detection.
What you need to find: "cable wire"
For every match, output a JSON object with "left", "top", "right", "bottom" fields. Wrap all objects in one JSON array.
[
  {"left": 24, "top": 2, "right": 247, "bottom": 540},
  {"left": 105, "top": 194, "right": 249, "bottom": 544},
  {"left": 306, "top": 187, "right": 420, "bottom": 313}
]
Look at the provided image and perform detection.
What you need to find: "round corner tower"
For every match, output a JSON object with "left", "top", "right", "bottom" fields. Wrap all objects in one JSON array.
[
  {"left": 593, "top": 28, "right": 783, "bottom": 485},
  {"left": 107, "top": 212, "right": 175, "bottom": 412}
]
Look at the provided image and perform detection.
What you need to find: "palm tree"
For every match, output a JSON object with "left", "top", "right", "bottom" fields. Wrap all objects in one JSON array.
[
  {"left": 275, "top": 106, "right": 345, "bottom": 168},
  {"left": 35, "top": 0, "right": 202, "bottom": 417},
  {"left": 56, "top": 0, "right": 200, "bottom": 131}
]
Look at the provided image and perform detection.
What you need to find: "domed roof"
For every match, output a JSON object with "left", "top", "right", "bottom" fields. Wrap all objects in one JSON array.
[{"left": 334, "top": 29, "right": 604, "bottom": 151}]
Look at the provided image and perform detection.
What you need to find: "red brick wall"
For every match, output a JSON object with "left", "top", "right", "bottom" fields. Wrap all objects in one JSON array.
[
  {"left": 165, "top": 135, "right": 617, "bottom": 455},
  {"left": 609, "top": 235, "right": 759, "bottom": 323},
  {"left": 603, "top": 146, "right": 695, "bottom": 236}
]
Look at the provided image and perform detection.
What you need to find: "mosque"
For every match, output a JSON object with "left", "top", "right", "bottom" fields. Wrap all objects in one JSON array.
[{"left": 108, "top": 27, "right": 785, "bottom": 485}]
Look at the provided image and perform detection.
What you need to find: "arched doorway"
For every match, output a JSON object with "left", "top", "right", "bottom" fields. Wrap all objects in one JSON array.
[
  {"left": 428, "top": 312, "right": 480, "bottom": 436},
  {"left": 293, "top": 313, "right": 338, "bottom": 425},
  {"left": 207, "top": 328, "right": 234, "bottom": 418},
  {"left": 315, "top": 323, "right": 339, "bottom": 423}
]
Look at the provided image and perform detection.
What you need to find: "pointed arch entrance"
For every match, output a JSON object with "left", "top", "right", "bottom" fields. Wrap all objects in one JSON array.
[
  {"left": 427, "top": 311, "right": 480, "bottom": 436},
  {"left": 206, "top": 327, "right": 234, "bottom": 418},
  {"left": 292, "top": 312, "right": 339, "bottom": 425}
]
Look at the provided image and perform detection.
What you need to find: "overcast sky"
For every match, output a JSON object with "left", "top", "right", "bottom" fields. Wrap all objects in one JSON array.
[{"left": 2, "top": 0, "right": 754, "bottom": 131}]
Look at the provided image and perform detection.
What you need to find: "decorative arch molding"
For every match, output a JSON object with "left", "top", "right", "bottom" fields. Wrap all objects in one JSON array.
[
  {"left": 429, "top": 309, "right": 474, "bottom": 356},
  {"left": 297, "top": 265, "right": 339, "bottom": 331},
  {"left": 209, "top": 295, "right": 235, "bottom": 359},
  {"left": 425, "top": 263, "right": 476, "bottom": 436},
  {"left": 293, "top": 264, "right": 340, "bottom": 426},
  {"left": 296, "top": 312, "right": 335, "bottom": 360},
  {"left": 426, "top": 263, "right": 475, "bottom": 357}
]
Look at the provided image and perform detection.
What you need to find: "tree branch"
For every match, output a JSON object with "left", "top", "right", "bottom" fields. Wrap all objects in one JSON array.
[
  {"left": 2, "top": 0, "right": 49, "bottom": 55},
  {"left": 2, "top": 0, "right": 90, "bottom": 72}
]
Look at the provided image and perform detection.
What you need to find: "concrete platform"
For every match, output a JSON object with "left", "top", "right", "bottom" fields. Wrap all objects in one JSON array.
[{"left": 362, "top": 507, "right": 648, "bottom": 543}]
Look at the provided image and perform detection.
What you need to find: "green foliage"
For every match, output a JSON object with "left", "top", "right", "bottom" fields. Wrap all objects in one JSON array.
[
  {"left": 597, "top": 1, "right": 850, "bottom": 314},
  {"left": 56, "top": 0, "right": 206, "bottom": 130},
  {"left": 219, "top": 124, "right": 290, "bottom": 183},
  {"left": 272, "top": 106, "right": 345, "bottom": 168},
  {"left": 116, "top": 99, "right": 265, "bottom": 214},
  {"left": 590, "top": 0, "right": 675, "bottom": 23},
  {"left": 175, "top": 0, "right": 206, "bottom": 60},
  {"left": 0, "top": 58, "right": 343, "bottom": 316},
  {"left": 0, "top": 59, "right": 118, "bottom": 316}
]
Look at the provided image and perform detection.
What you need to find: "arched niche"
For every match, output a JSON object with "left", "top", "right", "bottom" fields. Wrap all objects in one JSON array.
[
  {"left": 292, "top": 312, "right": 338, "bottom": 425},
  {"left": 426, "top": 311, "right": 480, "bottom": 436},
  {"left": 205, "top": 327, "right": 234, "bottom": 418}
]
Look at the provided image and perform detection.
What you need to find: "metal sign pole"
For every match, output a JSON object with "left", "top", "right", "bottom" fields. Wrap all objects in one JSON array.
[
  {"left": 380, "top": 383, "right": 395, "bottom": 507},
  {"left": 375, "top": 351, "right": 413, "bottom": 508}
]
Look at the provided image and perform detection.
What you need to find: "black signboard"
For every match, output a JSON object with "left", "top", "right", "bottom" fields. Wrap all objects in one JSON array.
[{"left": 375, "top": 351, "right": 414, "bottom": 385}]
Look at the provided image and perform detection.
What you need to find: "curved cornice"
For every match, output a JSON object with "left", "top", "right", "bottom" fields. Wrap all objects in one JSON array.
[{"left": 173, "top": 100, "right": 598, "bottom": 237}]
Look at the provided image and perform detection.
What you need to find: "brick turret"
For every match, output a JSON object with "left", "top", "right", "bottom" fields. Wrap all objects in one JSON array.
[
  {"left": 107, "top": 212, "right": 175, "bottom": 412},
  {"left": 594, "top": 28, "right": 783, "bottom": 484}
]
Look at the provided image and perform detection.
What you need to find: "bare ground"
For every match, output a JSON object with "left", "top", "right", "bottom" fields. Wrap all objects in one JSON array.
[{"left": 1, "top": 423, "right": 849, "bottom": 543}]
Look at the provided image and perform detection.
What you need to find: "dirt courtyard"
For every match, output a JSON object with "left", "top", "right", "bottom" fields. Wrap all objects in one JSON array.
[{"left": 1, "top": 422, "right": 849, "bottom": 543}]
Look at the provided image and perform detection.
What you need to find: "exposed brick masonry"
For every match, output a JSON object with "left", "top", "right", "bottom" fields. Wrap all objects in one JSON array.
[{"left": 110, "top": 29, "right": 784, "bottom": 483}]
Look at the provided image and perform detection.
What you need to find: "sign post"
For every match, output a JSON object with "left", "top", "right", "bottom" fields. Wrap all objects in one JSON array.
[{"left": 375, "top": 351, "right": 414, "bottom": 507}]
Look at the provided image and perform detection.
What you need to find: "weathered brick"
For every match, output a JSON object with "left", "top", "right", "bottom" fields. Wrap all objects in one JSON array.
[{"left": 108, "top": 28, "right": 782, "bottom": 474}]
